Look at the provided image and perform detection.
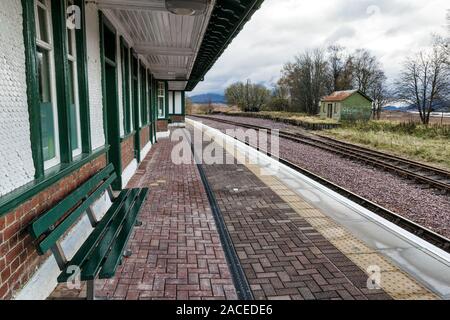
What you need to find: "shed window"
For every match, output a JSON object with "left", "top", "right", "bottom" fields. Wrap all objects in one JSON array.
[{"left": 35, "top": 0, "right": 60, "bottom": 169}]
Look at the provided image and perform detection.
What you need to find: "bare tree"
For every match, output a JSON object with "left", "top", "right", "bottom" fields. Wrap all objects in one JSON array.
[
  {"left": 266, "top": 79, "right": 291, "bottom": 111},
  {"left": 352, "top": 49, "right": 384, "bottom": 95},
  {"left": 225, "top": 80, "right": 271, "bottom": 112},
  {"left": 369, "top": 74, "right": 390, "bottom": 120},
  {"left": 281, "top": 48, "right": 329, "bottom": 115},
  {"left": 327, "top": 45, "right": 354, "bottom": 91},
  {"left": 395, "top": 41, "right": 450, "bottom": 125}
]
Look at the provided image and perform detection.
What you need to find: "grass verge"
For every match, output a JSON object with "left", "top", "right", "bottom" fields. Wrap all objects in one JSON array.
[
  {"left": 322, "top": 121, "right": 450, "bottom": 171},
  {"left": 222, "top": 111, "right": 339, "bottom": 126}
]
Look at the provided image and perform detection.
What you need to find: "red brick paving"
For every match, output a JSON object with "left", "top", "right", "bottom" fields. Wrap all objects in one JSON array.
[
  {"left": 50, "top": 136, "right": 237, "bottom": 300},
  {"left": 198, "top": 143, "right": 391, "bottom": 300},
  {"left": 50, "top": 125, "right": 391, "bottom": 300}
]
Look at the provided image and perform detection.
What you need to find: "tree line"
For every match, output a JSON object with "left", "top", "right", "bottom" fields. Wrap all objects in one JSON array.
[{"left": 225, "top": 34, "right": 449, "bottom": 125}]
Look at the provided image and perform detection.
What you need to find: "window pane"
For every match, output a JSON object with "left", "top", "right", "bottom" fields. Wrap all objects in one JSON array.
[
  {"left": 68, "top": 61, "right": 80, "bottom": 152},
  {"left": 40, "top": 102, "right": 56, "bottom": 161},
  {"left": 37, "top": 6, "right": 49, "bottom": 43},
  {"left": 69, "top": 103, "right": 79, "bottom": 152},
  {"left": 158, "top": 97, "right": 164, "bottom": 118},
  {"left": 68, "top": 61, "right": 75, "bottom": 105},
  {"left": 36, "top": 47, "right": 51, "bottom": 103},
  {"left": 67, "top": 28, "right": 75, "bottom": 57}
]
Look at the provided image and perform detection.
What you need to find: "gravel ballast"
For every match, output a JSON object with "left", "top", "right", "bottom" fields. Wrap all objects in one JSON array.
[{"left": 189, "top": 115, "right": 450, "bottom": 239}]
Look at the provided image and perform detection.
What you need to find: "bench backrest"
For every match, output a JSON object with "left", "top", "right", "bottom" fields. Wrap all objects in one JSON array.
[{"left": 30, "top": 164, "right": 117, "bottom": 255}]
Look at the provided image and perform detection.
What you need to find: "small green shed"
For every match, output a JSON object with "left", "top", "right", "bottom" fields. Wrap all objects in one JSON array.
[{"left": 319, "top": 90, "right": 373, "bottom": 121}]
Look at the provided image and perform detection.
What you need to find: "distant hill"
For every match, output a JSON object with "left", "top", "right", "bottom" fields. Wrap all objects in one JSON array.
[
  {"left": 189, "top": 93, "right": 226, "bottom": 104},
  {"left": 383, "top": 100, "right": 450, "bottom": 113}
]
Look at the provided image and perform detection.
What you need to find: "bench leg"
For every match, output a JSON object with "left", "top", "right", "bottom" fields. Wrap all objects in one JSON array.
[
  {"left": 86, "top": 206, "right": 98, "bottom": 227},
  {"left": 86, "top": 280, "right": 95, "bottom": 300},
  {"left": 107, "top": 186, "right": 115, "bottom": 201},
  {"left": 51, "top": 243, "right": 68, "bottom": 270}
]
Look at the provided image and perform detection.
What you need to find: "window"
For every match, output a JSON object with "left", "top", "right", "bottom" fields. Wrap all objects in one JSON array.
[
  {"left": 35, "top": 0, "right": 60, "bottom": 169},
  {"left": 132, "top": 54, "right": 139, "bottom": 127},
  {"left": 66, "top": 0, "right": 82, "bottom": 156},
  {"left": 168, "top": 91, "right": 174, "bottom": 114},
  {"left": 148, "top": 72, "right": 153, "bottom": 125},
  {"left": 121, "top": 40, "right": 131, "bottom": 134},
  {"left": 140, "top": 65, "right": 148, "bottom": 125},
  {"left": 157, "top": 82, "right": 165, "bottom": 119},
  {"left": 174, "top": 92, "right": 182, "bottom": 115}
]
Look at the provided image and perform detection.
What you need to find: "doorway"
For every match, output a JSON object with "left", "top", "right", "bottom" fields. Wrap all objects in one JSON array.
[{"left": 327, "top": 104, "right": 333, "bottom": 118}]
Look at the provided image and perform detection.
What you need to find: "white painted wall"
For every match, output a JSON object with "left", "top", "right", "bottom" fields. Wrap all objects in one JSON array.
[
  {"left": 85, "top": 3, "right": 106, "bottom": 150},
  {"left": 175, "top": 92, "right": 182, "bottom": 115},
  {"left": 0, "top": 0, "right": 35, "bottom": 197},
  {"left": 122, "top": 159, "right": 138, "bottom": 188}
]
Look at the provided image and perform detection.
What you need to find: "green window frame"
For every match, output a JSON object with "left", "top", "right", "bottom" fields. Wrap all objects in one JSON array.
[
  {"left": 147, "top": 70, "right": 155, "bottom": 143},
  {"left": 168, "top": 91, "right": 174, "bottom": 115},
  {"left": 23, "top": 0, "right": 92, "bottom": 179},
  {"left": 66, "top": 0, "right": 82, "bottom": 157},
  {"left": 157, "top": 81, "right": 166, "bottom": 119},
  {"left": 140, "top": 63, "right": 148, "bottom": 126},
  {"left": 131, "top": 54, "right": 139, "bottom": 126},
  {"left": 35, "top": 0, "right": 60, "bottom": 170},
  {"left": 120, "top": 38, "right": 131, "bottom": 135}
]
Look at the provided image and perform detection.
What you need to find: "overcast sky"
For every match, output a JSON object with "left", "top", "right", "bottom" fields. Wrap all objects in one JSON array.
[{"left": 191, "top": 0, "right": 448, "bottom": 96}]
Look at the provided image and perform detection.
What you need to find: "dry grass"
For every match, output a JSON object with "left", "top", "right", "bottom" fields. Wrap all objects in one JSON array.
[
  {"left": 222, "top": 111, "right": 339, "bottom": 125},
  {"left": 381, "top": 110, "right": 450, "bottom": 125},
  {"left": 322, "top": 121, "right": 450, "bottom": 170},
  {"left": 188, "top": 104, "right": 238, "bottom": 115}
]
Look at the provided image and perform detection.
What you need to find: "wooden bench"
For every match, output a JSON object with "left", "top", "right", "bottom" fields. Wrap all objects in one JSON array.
[{"left": 29, "top": 164, "right": 149, "bottom": 299}]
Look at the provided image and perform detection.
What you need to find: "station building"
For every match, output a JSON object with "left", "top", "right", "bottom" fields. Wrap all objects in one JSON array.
[
  {"left": 319, "top": 90, "right": 373, "bottom": 121},
  {"left": 0, "top": 0, "right": 263, "bottom": 299}
]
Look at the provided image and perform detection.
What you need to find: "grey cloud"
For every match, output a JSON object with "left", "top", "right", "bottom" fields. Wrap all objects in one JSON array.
[
  {"left": 325, "top": 25, "right": 356, "bottom": 43},
  {"left": 329, "top": 0, "right": 417, "bottom": 22},
  {"left": 192, "top": 0, "right": 447, "bottom": 95}
]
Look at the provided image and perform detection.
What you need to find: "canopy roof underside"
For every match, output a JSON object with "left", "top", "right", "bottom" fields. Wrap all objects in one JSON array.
[{"left": 98, "top": 0, "right": 264, "bottom": 91}]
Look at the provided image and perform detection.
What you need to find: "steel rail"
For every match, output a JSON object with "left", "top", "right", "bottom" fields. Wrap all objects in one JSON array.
[
  {"left": 192, "top": 115, "right": 450, "bottom": 193},
  {"left": 190, "top": 118, "right": 450, "bottom": 254}
]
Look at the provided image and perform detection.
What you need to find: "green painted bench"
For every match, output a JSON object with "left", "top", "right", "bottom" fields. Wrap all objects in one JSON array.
[{"left": 29, "top": 163, "right": 149, "bottom": 299}]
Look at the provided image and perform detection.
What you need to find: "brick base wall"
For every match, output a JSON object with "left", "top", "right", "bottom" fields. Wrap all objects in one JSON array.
[
  {"left": 169, "top": 115, "right": 185, "bottom": 123},
  {"left": 157, "top": 120, "right": 168, "bottom": 132},
  {"left": 0, "top": 154, "right": 107, "bottom": 299},
  {"left": 121, "top": 135, "right": 135, "bottom": 169},
  {"left": 140, "top": 126, "right": 150, "bottom": 147}
]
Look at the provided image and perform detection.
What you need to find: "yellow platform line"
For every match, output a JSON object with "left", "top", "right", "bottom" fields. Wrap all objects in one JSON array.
[{"left": 197, "top": 123, "right": 439, "bottom": 300}]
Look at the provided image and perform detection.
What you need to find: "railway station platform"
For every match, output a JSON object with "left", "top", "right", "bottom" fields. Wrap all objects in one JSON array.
[{"left": 50, "top": 120, "right": 450, "bottom": 300}]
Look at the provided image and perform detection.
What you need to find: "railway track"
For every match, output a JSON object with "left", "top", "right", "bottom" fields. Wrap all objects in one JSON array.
[
  {"left": 192, "top": 115, "right": 450, "bottom": 194},
  {"left": 188, "top": 117, "right": 450, "bottom": 254}
]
